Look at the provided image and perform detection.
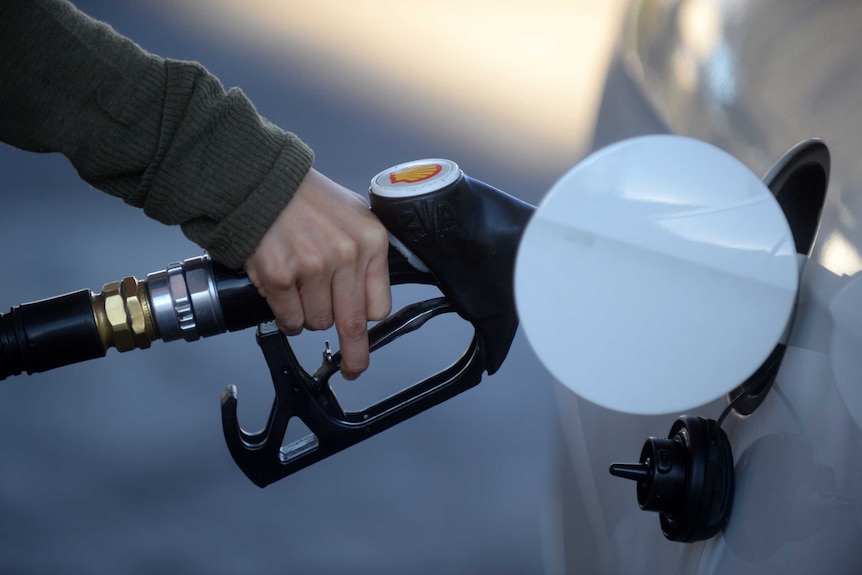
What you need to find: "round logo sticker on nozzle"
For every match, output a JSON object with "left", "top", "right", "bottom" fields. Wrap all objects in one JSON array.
[
  {"left": 389, "top": 163, "right": 441, "bottom": 184},
  {"left": 370, "top": 159, "right": 462, "bottom": 199}
]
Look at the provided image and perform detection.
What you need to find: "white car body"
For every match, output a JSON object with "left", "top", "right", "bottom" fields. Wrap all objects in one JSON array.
[{"left": 544, "top": 1, "right": 862, "bottom": 573}]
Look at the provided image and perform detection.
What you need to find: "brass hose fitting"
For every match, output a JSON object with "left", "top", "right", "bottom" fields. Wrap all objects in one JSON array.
[{"left": 92, "top": 276, "right": 158, "bottom": 352}]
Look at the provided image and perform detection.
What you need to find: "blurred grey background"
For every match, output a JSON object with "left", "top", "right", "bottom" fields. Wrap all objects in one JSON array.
[{"left": 0, "top": 2, "right": 626, "bottom": 573}]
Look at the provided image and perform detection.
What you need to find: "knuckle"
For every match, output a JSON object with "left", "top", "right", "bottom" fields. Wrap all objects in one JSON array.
[
  {"left": 360, "top": 222, "right": 389, "bottom": 250},
  {"left": 267, "top": 274, "right": 295, "bottom": 292},
  {"left": 337, "top": 315, "right": 367, "bottom": 342},
  {"left": 257, "top": 262, "right": 296, "bottom": 291},
  {"left": 333, "top": 237, "right": 359, "bottom": 263},
  {"left": 297, "top": 252, "right": 326, "bottom": 276}
]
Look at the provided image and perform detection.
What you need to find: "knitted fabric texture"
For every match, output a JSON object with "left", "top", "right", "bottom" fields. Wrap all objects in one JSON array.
[{"left": 0, "top": 0, "right": 315, "bottom": 268}]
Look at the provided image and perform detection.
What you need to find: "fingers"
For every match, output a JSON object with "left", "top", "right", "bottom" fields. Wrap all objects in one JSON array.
[{"left": 243, "top": 168, "right": 393, "bottom": 380}]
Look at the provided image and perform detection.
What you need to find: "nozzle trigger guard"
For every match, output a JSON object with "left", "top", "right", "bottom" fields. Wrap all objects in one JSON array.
[{"left": 220, "top": 296, "right": 485, "bottom": 488}]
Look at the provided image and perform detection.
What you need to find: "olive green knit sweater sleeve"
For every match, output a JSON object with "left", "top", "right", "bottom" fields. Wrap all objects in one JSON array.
[{"left": 0, "top": 0, "right": 315, "bottom": 269}]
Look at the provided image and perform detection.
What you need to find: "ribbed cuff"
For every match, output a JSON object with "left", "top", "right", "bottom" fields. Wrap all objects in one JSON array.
[
  {"left": 187, "top": 133, "right": 315, "bottom": 268},
  {"left": 140, "top": 60, "right": 315, "bottom": 269}
]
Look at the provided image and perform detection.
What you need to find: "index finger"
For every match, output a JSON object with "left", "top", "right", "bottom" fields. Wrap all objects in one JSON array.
[{"left": 331, "top": 265, "right": 369, "bottom": 380}]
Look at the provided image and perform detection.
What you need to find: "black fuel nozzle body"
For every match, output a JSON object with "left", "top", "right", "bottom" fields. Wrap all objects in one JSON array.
[{"left": 369, "top": 161, "right": 533, "bottom": 373}]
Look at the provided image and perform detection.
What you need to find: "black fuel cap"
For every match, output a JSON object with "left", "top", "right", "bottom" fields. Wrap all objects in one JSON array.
[{"left": 610, "top": 415, "right": 735, "bottom": 542}]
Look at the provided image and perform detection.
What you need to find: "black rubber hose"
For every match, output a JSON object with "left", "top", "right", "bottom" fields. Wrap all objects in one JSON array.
[{"left": 0, "top": 290, "right": 106, "bottom": 380}]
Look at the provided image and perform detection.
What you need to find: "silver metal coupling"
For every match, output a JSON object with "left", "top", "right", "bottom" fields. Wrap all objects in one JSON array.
[{"left": 147, "top": 255, "right": 226, "bottom": 342}]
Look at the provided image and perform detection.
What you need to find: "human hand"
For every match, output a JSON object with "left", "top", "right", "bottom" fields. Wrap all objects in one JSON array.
[{"left": 244, "top": 168, "right": 392, "bottom": 380}]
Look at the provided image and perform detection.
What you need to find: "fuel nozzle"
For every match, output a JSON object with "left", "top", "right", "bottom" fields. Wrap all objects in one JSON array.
[{"left": 369, "top": 159, "right": 533, "bottom": 374}]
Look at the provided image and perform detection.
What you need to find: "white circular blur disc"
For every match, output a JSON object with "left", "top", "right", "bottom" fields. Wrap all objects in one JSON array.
[{"left": 515, "top": 136, "right": 799, "bottom": 415}]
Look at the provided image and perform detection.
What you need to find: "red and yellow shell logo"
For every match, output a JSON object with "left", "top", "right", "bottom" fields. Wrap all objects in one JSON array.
[{"left": 389, "top": 163, "right": 442, "bottom": 184}]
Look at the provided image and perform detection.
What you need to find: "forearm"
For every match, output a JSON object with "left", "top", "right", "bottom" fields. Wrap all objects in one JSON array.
[{"left": 0, "top": 0, "right": 314, "bottom": 268}]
